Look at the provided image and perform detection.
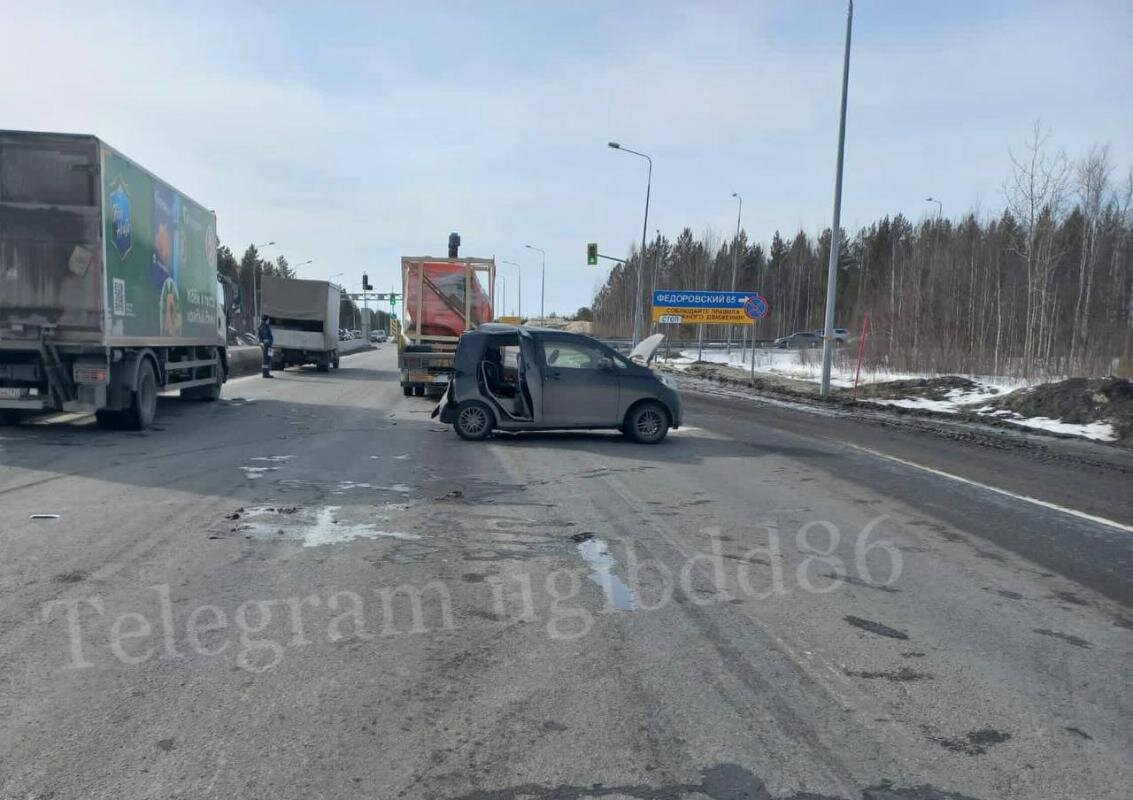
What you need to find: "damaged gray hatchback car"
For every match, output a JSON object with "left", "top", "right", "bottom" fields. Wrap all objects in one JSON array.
[{"left": 433, "top": 325, "right": 681, "bottom": 443}]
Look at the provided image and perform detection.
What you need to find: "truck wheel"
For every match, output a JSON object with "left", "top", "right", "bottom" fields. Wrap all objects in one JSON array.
[
  {"left": 124, "top": 360, "right": 158, "bottom": 430},
  {"left": 623, "top": 401, "right": 669, "bottom": 444},
  {"left": 316, "top": 356, "right": 330, "bottom": 373},
  {"left": 0, "top": 410, "right": 24, "bottom": 427},
  {"left": 454, "top": 401, "right": 494, "bottom": 441},
  {"left": 332, "top": 355, "right": 340, "bottom": 369},
  {"left": 402, "top": 384, "right": 413, "bottom": 397},
  {"left": 412, "top": 384, "right": 424, "bottom": 397},
  {"left": 199, "top": 370, "right": 223, "bottom": 401}
]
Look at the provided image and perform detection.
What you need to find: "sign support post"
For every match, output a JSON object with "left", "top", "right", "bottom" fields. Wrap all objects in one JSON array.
[
  {"left": 741, "top": 293, "right": 770, "bottom": 386},
  {"left": 751, "top": 318, "right": 757, "bottom": 386}
]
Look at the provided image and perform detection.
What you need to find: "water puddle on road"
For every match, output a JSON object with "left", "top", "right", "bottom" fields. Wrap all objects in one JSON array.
[
  {"left": 572, "top": 533, "right": 636, "bottom": 611},
  {"left": 237, "top": 505, "right": 420, "bottom": 547}
]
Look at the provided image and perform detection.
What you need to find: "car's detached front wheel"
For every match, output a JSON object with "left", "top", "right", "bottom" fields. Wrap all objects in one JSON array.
[
  {"left": 624, "top": 401, "right": 669, "bottom": 444},
  {"left": 454, "top": 400, "right": 494, "bottom": 441}
]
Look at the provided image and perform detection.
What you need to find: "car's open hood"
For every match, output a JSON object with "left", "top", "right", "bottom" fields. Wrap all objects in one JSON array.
[{"left": 628, "top": 333, "right": 664, "bottom": 365}]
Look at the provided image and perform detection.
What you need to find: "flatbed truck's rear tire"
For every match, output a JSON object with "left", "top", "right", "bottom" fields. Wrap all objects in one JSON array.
[
  {"left": 412, "top": 384, "right": 424, "bottom": 397},
  {"left": 402, "top": 384, "right": 413, "bottom": 396},
  {"left": 0, "top": 410, "right": 24, "bottom": 427}
]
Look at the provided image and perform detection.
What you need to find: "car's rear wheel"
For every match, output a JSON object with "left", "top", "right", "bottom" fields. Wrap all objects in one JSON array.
[
  {"left": 454, "top": 400, "right": 493, "bottom": 441},
  {"left": 624, "top": 401, "right": 669, "bottom": 444}
]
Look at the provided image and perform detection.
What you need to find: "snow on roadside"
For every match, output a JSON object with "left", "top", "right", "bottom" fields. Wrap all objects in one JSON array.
[
  {"left": 867, "top": 385, "right": 1007, "bottom": 414},
  {"left": 662, "top": 348, "right": 1122, "bottom": 444},
  {"left": 661, "top": 348, "right": 1028, "bottom": 392},
  {"left": 974, "top": 408, "right": 1119, "bottom": 442}
]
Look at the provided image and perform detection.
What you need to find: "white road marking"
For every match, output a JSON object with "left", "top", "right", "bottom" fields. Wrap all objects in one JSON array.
[{"left": 848, "top": 443, "right": 1133, "bottom": 534}]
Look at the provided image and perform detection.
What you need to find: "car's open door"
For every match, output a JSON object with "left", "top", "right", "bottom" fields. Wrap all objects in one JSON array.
[{"left": 518, "top": 329, "right": 542, "bottom": 423}]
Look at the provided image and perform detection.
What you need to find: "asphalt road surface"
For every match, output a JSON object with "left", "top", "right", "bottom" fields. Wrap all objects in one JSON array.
[{"left": 1, "top": 347, "right": 1130, "bottom": 800}]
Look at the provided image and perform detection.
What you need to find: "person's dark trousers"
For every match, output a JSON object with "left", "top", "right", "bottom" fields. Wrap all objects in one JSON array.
[{"left": 261, "top": 344, "right": 273, "bottom": 378}]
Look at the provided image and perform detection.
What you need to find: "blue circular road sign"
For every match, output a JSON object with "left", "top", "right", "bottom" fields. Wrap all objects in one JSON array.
[{"left": 743, "top": 294, "right": 769, "bottom": 320}]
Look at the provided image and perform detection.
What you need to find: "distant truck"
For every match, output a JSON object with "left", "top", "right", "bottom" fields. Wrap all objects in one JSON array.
[
  {"left": 399, "top": 245, "right": 494, "bottom": 397},
  {"left": 0, "top": 130, "right": 230, "bottom": 429},
  {"left": 261, "top": 275, "right": 341, "bottom": 372}
]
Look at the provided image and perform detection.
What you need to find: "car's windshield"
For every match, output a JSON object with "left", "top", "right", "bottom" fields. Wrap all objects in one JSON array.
[{"left": 3, "top": 6, "right": 1132, "bottom": 800}]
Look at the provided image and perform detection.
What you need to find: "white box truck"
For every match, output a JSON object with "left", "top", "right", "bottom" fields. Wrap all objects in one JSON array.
[{"left": 261, "top": 275, "right": 341, "bottom": 372}]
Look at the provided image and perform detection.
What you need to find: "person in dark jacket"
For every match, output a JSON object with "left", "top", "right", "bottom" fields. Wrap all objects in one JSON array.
[{"left": 257, "top": 315, "right": 274, "bottom": 378}]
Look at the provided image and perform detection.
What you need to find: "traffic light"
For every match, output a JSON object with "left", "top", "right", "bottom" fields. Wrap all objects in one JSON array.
[
  {"left": 587, "top": 243, "right": 598, "bottom": 266},
  {"left": 362, "top": 273, "right": 372, "bottom": 291}
]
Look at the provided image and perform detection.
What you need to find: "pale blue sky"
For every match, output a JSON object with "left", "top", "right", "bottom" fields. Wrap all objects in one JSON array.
[{"left": 5, "top": 1, "right": 1131, "bottom": 313}]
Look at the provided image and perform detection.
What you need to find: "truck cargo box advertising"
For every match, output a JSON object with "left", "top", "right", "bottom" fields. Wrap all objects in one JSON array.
[{"left": 101, "top": 145, "right": 219, "bottom": 342}]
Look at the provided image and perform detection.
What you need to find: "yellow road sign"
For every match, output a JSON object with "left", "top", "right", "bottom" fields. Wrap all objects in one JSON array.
[{"left": 650, "top": 306, "right": 750, "bottom": 324}]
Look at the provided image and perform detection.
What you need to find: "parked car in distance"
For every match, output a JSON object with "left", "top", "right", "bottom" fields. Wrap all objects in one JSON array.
[
  {"left": 433, "top": 326, "right": 681, "bottom": 443},
  {"left": 351, "top": 329, "right": 362, "bottom": 340},
  {"left": 370, "top": 330, "right": 388, "bottom": 343},
  {"left": 811, "top": 327, "right": 849, "bottom": 342},
  {"left": 775, "top": 331, "right": 822, "bottom": 348}
]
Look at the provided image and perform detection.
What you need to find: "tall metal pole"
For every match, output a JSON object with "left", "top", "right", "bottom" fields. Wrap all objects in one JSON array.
[
  {"left": 727, "top": 193, "right": 742, "bottom": 354},
  {"left": 651, "top": 229, "right": 661, "bottom": 335},
  {"left": 608, "top": 142, "right": 652, "bottom": 346},
  {"left": 501, "top": 260, "right": 522, "bottom": 318},
  {"left": 524, "top": 245, "right": 545, "bottom": 323},
  {"left": 251, "top": 241, "right": 275, "bottom": 329},
  {"left": 637, "top": 159, "right": 651, "bottom": 347},
  {"left": 819, "top": 0, "right": 854, "bottom": 397}
]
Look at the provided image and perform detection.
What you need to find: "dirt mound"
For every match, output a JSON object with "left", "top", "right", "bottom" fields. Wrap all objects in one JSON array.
[
  {"left": 857, "top": 376, "right": 986, "bottom": 402},
  {"left": 989, "top": 377, "right": 1133, "bottom": 443}
]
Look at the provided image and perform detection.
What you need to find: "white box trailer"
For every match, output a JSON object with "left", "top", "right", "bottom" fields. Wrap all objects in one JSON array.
[{"left": 261, "top": 275, "right": 341, "bottom": 372}]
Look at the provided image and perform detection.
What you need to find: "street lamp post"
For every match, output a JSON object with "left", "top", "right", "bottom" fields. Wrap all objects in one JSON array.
[
  {"left": 524, "top": 245, "right": 545, "bottom": 323},
  {"left": 651, "top": 229, "right": 662, "bottom": 335},
  {"left": 819, "top": 0, "right": 854, "bottom": 397},
  {"left": 608, "top": 141, "right": 652, "bottom": 346},
  {"left": 727, "top": 192, "right": 743, "bottom": 354},
  {"left": 501, "top": 260, "right": 523, "bottom": 318},
  {"left": 925, "top": 196, "right": 942, "bottom": 218},
  {"left": 251, "top": 241, "right": 276, "bottom": 325}
]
